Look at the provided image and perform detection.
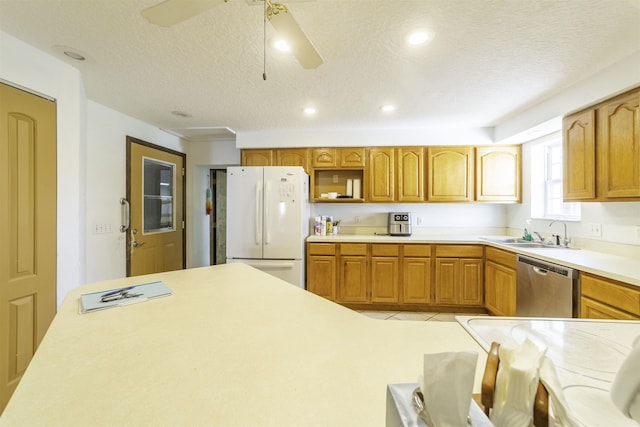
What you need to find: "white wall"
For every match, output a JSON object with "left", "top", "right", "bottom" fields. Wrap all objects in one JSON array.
[
  {"left": 506, "top": 138, "right": 640, "bottom": 259},
  {"left": 1, "top": 31, "right": 86, "bottom": 307},
  {"left": 312, "top": 203, "right": 507, "bottom": 236},
  {"left": 184, "top": 139, "right": 240, "bottom": 268},
  {"left": 85, "top": 101, "right": 184, "bottom": 283}
]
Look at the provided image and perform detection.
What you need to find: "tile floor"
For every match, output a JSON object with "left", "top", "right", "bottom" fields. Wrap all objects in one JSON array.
[{"left": 357, "top": 310, "right": 487, "bottom": 322}]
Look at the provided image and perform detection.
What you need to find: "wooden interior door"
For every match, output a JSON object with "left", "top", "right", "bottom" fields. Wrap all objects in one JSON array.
[
  {"left": 126, "top": 137, "right": 185, "bottom": 277},
  {"left": 0, "top": 82, "right": 57, "bottom": 412}
]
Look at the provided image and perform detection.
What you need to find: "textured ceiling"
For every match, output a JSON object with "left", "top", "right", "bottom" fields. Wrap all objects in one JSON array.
[{"left": 1, "top": 0, "right": 639, "bottom": 140}]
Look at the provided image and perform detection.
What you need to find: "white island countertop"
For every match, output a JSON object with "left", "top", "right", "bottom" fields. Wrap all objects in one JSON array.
[
  {"left": 0, "top": 264, "right": 486, "bottom": 427},
  {"left": 307, "top": 234, "right": 640, "bottom": 288}
]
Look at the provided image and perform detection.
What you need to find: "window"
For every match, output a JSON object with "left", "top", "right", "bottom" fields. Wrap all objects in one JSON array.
[{"left": 531, "top": 136, "right": 580, "bottom": 220}]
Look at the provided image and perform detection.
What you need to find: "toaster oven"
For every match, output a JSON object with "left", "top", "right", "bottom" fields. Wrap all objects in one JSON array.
[{"left": 388, "top": 212, "right": 412, "bottom": 236}]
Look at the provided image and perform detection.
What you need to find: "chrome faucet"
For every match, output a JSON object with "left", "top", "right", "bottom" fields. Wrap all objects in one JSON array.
[
  {"left": 549, "top": 220, "right": 571, "bottom": 247},
  {"left": 533, "top": 231, "right": 545, "bottom": 243}
]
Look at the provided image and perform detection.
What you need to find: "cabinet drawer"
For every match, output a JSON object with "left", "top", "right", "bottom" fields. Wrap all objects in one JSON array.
[
  {"left": 581, "top": 273, "right": 640, "bottom": 316},
  {"left": 435, "top": 245, "right": 483, "bottom": 258},
  {"left": 403, "top": 244, "right": 431, "bottom": 257},
  {"left": 307, "top": 243, "right": 336, "bottom": 256},
  {"left": 485, "top": 247, "right": 516, "bottom": 269},
  {"left": 340, "top": 243, "right": 368, "bottom": 256},
  {"left": 371, "top": 244, "right": 399, "bottom": 257}
]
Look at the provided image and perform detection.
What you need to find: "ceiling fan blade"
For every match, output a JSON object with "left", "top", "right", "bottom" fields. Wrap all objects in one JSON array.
[
  {"left": 267, "top": 3, "right": 323, "bottom": 69},
  {"left": 141, "top": 0, "right": 225, "bottom": 27}
]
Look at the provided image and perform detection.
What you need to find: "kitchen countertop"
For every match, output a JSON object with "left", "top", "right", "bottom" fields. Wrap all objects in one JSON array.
[
  {"left": 0, "top": 263, "right": 486, "bottom": 427},
  {"left": 307, "top": 234, "right": 640, "bottom": 288}
]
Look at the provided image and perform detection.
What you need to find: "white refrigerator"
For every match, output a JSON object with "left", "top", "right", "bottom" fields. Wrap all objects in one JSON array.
[{"left": 226, "top": 166, "right": 309, "bottom": 288}]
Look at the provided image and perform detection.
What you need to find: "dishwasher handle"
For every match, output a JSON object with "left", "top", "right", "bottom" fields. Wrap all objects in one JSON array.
[{"left": 533, "top": 266, "right": 549, "bottom": 275}]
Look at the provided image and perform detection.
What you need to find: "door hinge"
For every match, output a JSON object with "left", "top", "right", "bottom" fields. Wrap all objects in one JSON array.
[
  {"left": 182, "top": 221, "right": 185, "bottom": 229},
  {"left": 182, "top": 167, "right": 185, "bottom": 176}
]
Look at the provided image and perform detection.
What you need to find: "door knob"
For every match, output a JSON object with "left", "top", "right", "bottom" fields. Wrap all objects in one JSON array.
[{"left": 132, "top": 240, "right": 145, "bottom": 248}]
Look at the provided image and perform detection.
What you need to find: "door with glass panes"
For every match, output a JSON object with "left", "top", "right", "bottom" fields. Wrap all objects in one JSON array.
[{"left": 126, "top": 137, "right": 185, "bottom": 276}]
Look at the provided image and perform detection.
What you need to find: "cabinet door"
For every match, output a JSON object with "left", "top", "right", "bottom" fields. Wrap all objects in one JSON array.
[
  {"left": 371, "top": 257, "right": 399, "bottom": 303},
  {"left": 427, "top": 147, "right": 474, "bottom": 202},
  {"left": 434, "top": 258, "right": 458, "bottom": 305},
  {"left": 339, "top": 148, "right": 366, "bottom": 168},
  {"left": 241, "top": 149, "right": 273, "bottom": 166},
  {"left": 403, "top": 257, "right": 431, "bottom": 304},
  {"left": 485, "top": 260, "right": 516, "bottom": 316},
  {"left": 580, "top": 297, "right": 640, "bottom": 320},
  {"left": 397, "top": 147, "right": 425, "bottom": 202},
  {"left": 338, "top": 256, "right": 368, "bottom": 303},
  {"left": 598, "top": 89, "right": 640, "bottom": 198},
  {"left": 563, "top": 109, "right": 596, "bottom": 200},
  {"left": 311, "top": 148, "right": 337, "bottom": 168},
  {"left": 307, "top": 255, "right": 336, "bottom": 301},
  {"left": 460, "top": 259, "right": 483, "bottom": 305},
  {"left": 475, "top": 146, "right": 521, "bottom": 202},
  {"left": 276, "top": 148, "right": 309, "bottom": 173},
  {"left": 368, "top": 148, "right": 394, "bottom": 202}
]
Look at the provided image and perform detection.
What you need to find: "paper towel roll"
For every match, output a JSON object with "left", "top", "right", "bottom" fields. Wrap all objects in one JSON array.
[
  {"left": 346, "top": 179, "right": 353, "bottom": 196},
  {"left": 353, "top": 179, "right": 361, "bottom": 199}
]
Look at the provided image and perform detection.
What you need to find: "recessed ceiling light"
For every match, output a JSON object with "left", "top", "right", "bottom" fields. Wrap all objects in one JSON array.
[
  {"left": 274, "top": 39, "right": 291, "bottom": 52},
  {"left": 303, "top": 107, "right": 317, "bottom": 115},
  {"left": 407, "top": 30, "right": 434, "bottom": 46},
  {"left": 380, "top": 104, "right": 396, "bottom": 113}
]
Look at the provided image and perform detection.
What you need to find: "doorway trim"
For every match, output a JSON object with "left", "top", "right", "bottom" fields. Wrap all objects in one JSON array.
[{"left": 125, "top": 136, "right": 186, "bottom": 276}]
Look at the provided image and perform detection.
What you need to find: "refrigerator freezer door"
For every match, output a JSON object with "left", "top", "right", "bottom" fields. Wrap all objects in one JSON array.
[
  {"left": 226, "top": 258, "right": 305, "bottom": 288},
  {"left": 262, "top": 167, "right": 309, "bottom": 259},
  {"left": 226, "top": 167, "right": 264, "bottom": 259}
]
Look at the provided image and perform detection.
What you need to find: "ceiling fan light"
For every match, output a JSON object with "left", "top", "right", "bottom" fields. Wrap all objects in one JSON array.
[
  {"left": 274, "top": 39, "right": 291, "bottom": 52},
  {"left": 303, "top": 107, "right": 317, "bottom": 115},
  {"left": 380, "top": 104, "right": 396, "bottom": 113}
]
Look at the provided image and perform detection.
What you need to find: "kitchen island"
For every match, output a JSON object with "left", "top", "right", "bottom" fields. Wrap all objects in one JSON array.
[{"left": 0, "top": 263, "right": 486, "bottom": 427}]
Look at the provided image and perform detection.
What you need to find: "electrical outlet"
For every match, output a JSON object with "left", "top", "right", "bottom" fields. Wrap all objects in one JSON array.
[
  {"left": 636, "top": 226, "right": 640, "bottom": 241},
  {"left": 588, "top": 223, "right": 602, "bottom": 237},
  {"left": 416, "top": 216, "right": 422, "bottom": 226},
  {"left": 354, "top": 216, "right": 360, "bottom": 223},
  {"left": 332, "top": 174, "right": 339, "bottom": 183}
]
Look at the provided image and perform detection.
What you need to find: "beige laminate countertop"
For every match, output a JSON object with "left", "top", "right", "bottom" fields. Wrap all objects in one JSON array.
[
  {"left": 307, "top": 234, "right": 640, "bottom": 288},
  {"left": 0, "top": 263, "right": 486, "bottom": 427}
]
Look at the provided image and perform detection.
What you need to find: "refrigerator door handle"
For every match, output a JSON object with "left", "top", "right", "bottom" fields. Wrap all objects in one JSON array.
[
  {"left": 256, "top": 183, "right": 262, "bottom": 245},
  {"left": 264, "top": 181, "right": 271, "bottom": 245}
]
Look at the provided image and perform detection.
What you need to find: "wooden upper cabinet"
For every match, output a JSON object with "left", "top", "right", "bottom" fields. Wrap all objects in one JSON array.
[
  {"left": 475, "top": 146, "right": 521, "bottom": 202},
  {"left": 427, "top": 146, "right": 474, "bottom": 202},
  {"left": 241, "top": 149, "right": 273, "bottom": 166},
  {"left": 339, "top": 148, "right": 366, "bottom": 168},
  {"left": 563, "top": 109, "right": 596, "bottom": 200},
  {"left": 275, "top": 148, "right": 309, "bottom": 173},
  {"left": 368, "top": 147, "right": 395, "bottom": 202},
  {"left": 396, "top": 147, "right": 425, "bottom": 202},
  {"left": 311, "top": 148, "right": 337, "bottom": 168},
  {"left": 598, "top": 89, "right": 640, "bottom": 198}
]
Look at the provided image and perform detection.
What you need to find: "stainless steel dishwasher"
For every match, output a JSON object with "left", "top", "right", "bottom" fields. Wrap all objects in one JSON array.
[{"left": 516, "top": 255, "right": 579, "bottom": 318}]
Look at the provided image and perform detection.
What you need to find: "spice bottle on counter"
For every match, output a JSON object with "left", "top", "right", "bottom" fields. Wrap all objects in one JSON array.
[
  {"left": 314, "top": 217, "right": 323, "bottom": 236},
  {"left": 325, "top": 216, "right": 333, "bottom": 235}
]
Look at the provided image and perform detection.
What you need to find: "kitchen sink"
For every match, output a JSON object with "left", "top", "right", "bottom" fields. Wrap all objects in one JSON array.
[{"left": 479, "top": 236, "right": 576, "bottom": 249}]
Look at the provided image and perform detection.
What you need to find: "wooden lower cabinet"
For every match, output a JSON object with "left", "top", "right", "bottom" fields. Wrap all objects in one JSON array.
[
  {"left": 434, "top": 245, "right": 484, "bottom": 306},
  {"left": 370, "top": 244, "right": 400, "bottom": 303},
  {"left": 403, "top": 245, "right": 432, "bottom": 304},
  {"left": 580, "top": 272, "right": 640, "bottom": 320},
  {"left": 337, "top": 244, "right": 368, "bottom": 303},
  {"left": 306, "top": 243, "right": 337, "bottom": 301},
  {"left": 484, "top": 247, "right": 517, "bottom": 316}
]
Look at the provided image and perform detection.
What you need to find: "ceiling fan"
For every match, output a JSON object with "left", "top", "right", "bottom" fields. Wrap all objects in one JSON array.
[{"left": 141, "top": 0, "right": 323, "bottom": 69}]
